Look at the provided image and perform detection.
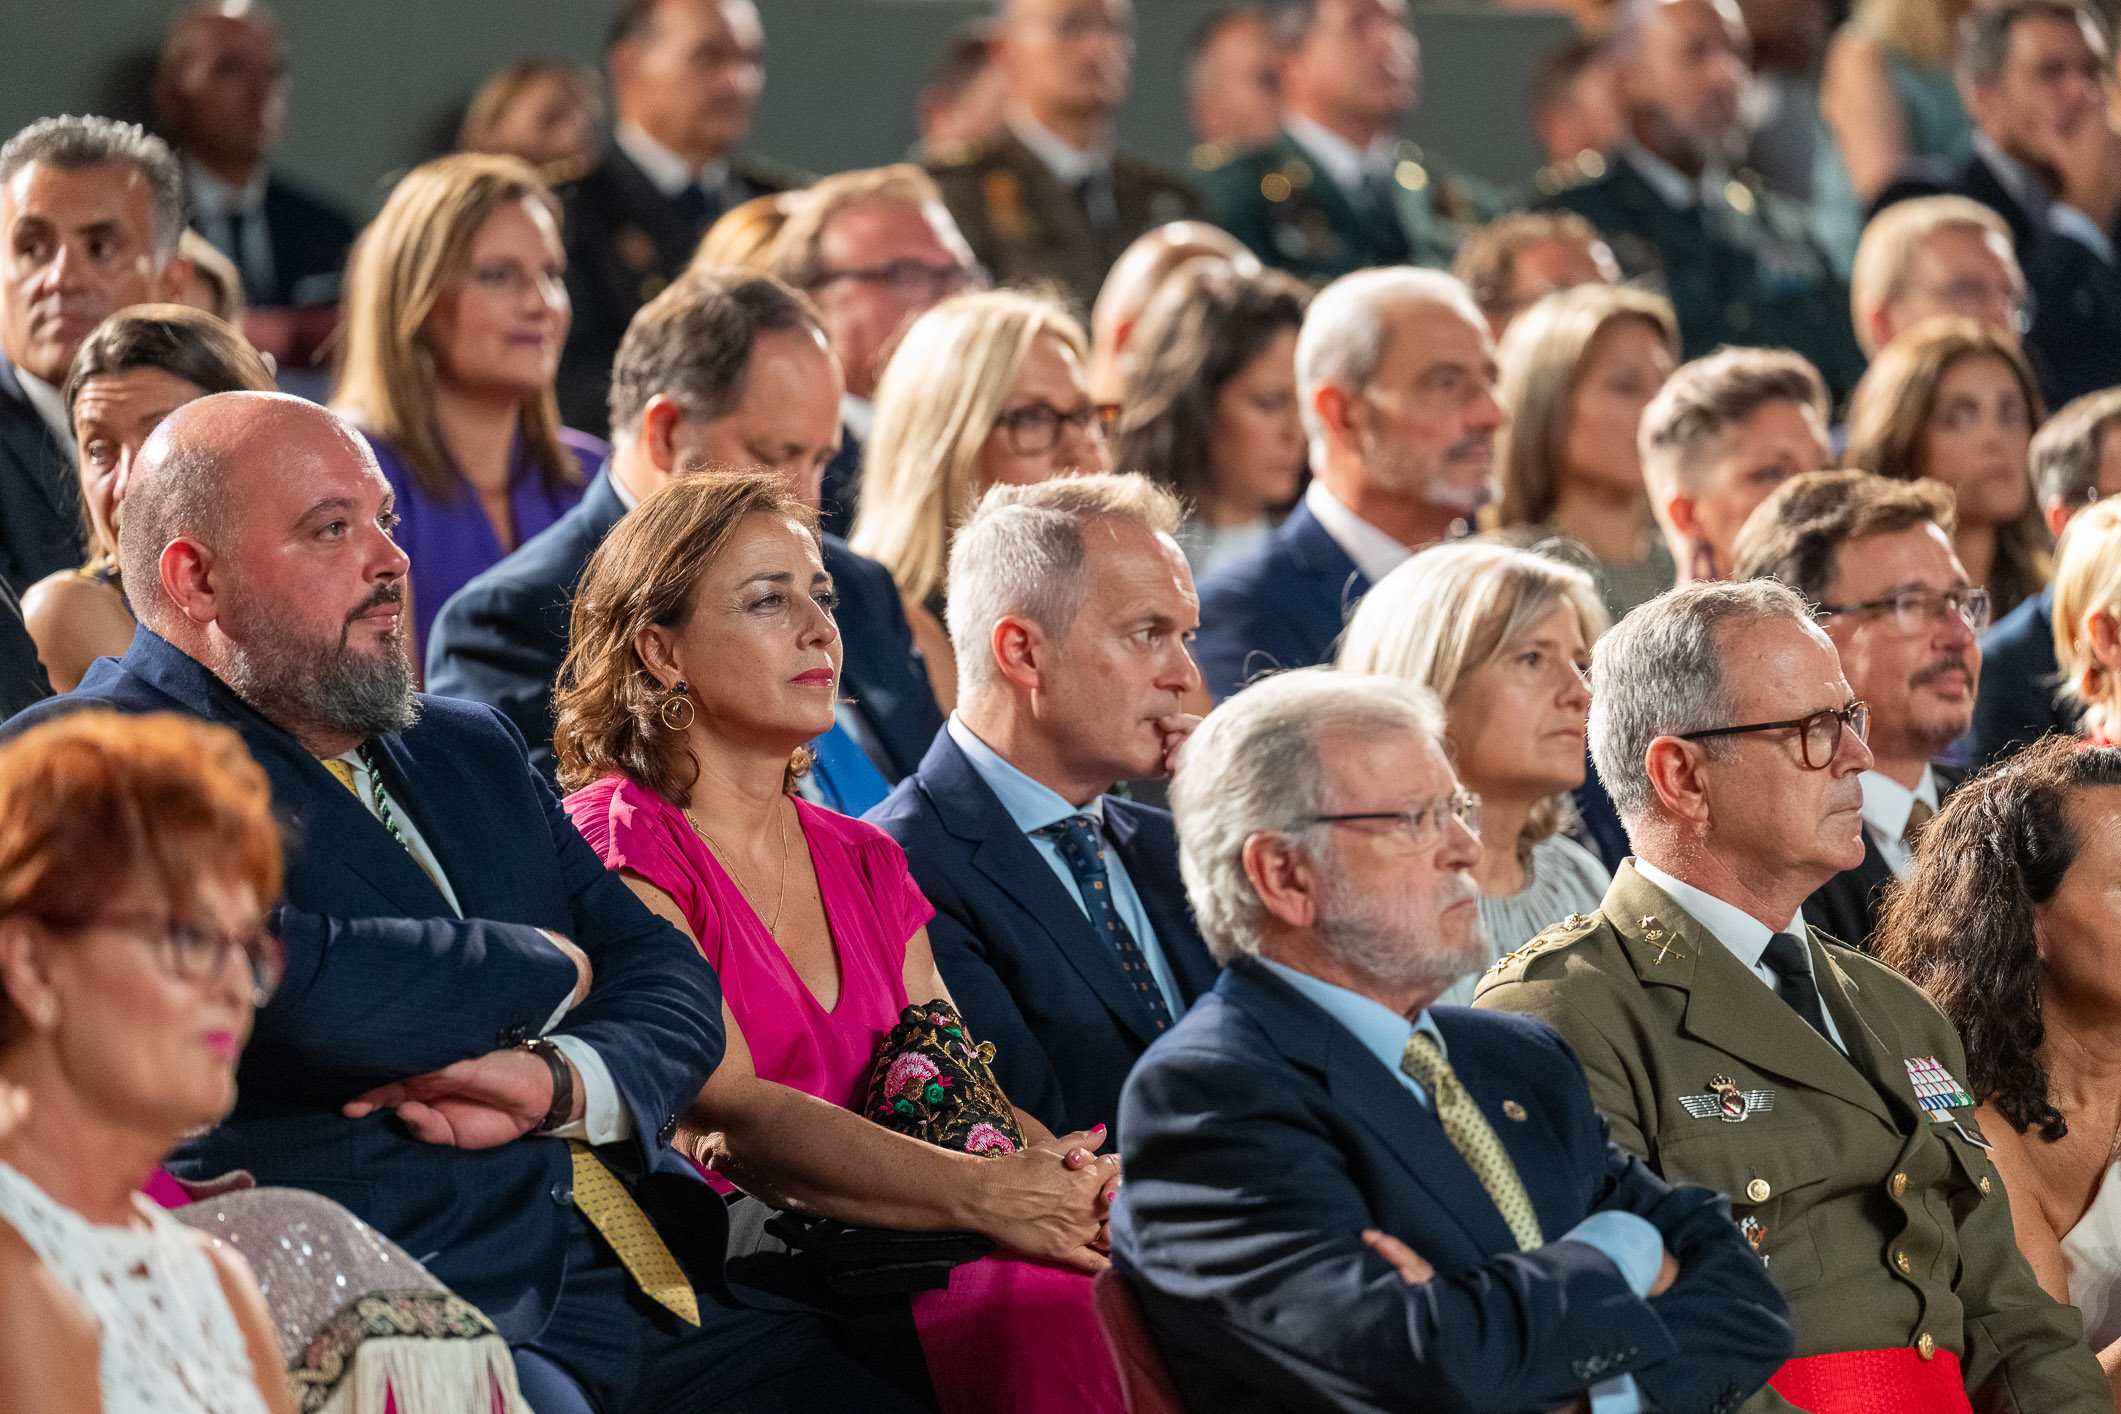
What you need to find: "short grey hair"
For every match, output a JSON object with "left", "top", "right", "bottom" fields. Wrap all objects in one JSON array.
[
  {"left": 1588, "top": 579, "right": 1816, "bottom": 821},
  {"left": 2031, "top": 388, "right": 2121, "bottom": 510},
  {"left": 1295, "top": 266, "right": 1484, "bottom": 466},
  {"left": 1961, "top": 0, "right": 2106, "bottom": 89},
  {"left": 0, "top": 116, "right": 187, "bottom": 265},
  {"left": 947, "top": 473, "right": 1183, "bottom": 696},
  {"left": 1172, "top": 668, "right": 1446, "bottom": 963}
]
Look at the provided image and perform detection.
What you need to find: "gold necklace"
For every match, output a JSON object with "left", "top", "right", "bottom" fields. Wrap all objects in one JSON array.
[{"left": 687, "top": 797, "right": 792, "bottom": 934}]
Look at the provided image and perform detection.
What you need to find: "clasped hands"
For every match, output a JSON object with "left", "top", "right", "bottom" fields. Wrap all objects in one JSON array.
[
  {"left": 972, "top": 1124, "right": 1124, "bottom": 1273},
  {"left": 343, "top": 930, "right": 593, "bottom": 1147}
]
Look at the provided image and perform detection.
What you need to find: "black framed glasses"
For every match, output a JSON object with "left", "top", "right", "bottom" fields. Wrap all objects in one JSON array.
[
  {"left": 57, "top": 909, "right": 285, "bottom": 1005},
  {"left": 1309, "top": 789, "right": 1481, "bottom": 850},
  {"left": 1815, "top": 585, "right": 1989, "bottom": 634},
  {"left": 993, "top": 401, "right": 1121, "bottom": 455},
  {"left": 1676, "top": 701, "right": 1870, "bottom": 771},
  {"left": 813, "top": 258, "right": 979, "bottom": 300}
]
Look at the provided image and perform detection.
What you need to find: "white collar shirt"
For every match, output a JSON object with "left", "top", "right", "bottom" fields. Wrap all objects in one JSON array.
[
  {"left": 615, "top": 124, "right": 730, "bottom": 200},
  {"left": 1620, "top": 143, "right": 1729, "bottom": 211},
  {"left": 1303, "top": 480, "right": 1414, "bottom": 586},
  {"left": 1859, "top": 767, "right": 1939, "bottom": 880},
  {"left": 840, "top": 394, "right": 875, "bottom": 444},
  {"left": 1008, "top": 112, "right": 1111, "bottom": 187},
  {"left": 1284, "top": 113, "right": 1397, "bottom": 202},
  {"left": 1633, "top": 859, "right": 1847, "bottom": 1052},
  {"left": 16, "top": 368, "right": 72, "bottom": 451}
]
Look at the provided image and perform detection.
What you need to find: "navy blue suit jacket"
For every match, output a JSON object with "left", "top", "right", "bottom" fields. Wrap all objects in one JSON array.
[
  {"left": 426, "top": 469, "right": 943, "bottom": 783},
  {"left": 1194, "top": 500, "right": 1369, "bottom": 703},
  {"left": 0, "top": 354, "right": 84, "bottom": 596},
  {"left": 1113, "top": 961, "right": 1792, "bottom": 1414},
  {"left": 0, "top": 578, "right": 49, "bottom": 717},
  {"left": 1970, "top": 582, "right": 2080, "bottom": 768},
  {"left": 865, "top": 728, "right": 1220, "bottom": 1138},
  {"left": 3, "top": 629, "right": 726, "bottom": 1341}
]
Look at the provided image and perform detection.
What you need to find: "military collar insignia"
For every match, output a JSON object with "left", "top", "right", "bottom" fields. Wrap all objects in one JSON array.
[
  {"left": 1636, "top": 914, "right": 1685, "bottom": 964},
  {"left": 983, "top": 170, "right": 1035, "bottom": 245},
  {"left": 1905, "top": 1056, "right": 1975, "bottom": 1122},
  {"left": 1680, "top": 1075, "right": 1775, "bottom": 1123}
]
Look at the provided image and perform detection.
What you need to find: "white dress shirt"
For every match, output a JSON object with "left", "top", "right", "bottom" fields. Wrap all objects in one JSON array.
[
  {"left": 1284, "top": 112, "right": 1398, "bottom": 204},
  {"left": 1634, "top": 859, "right": 1847, "bottom": 1052},
  {"left": 614, "top": 124, "right": 730, "bottom": 201},
  {"left": 1619, "top": 143, "right": 1731, "bottom": 212},
  {"left": 1007, "top": 112, "right": 1111, "bottom": 187},
  {"left": 1303, "top": 480, "right": 1415, "bottom": 586},
  {"left": 16, "top": 367, "right": 72, "bottom": 451},
  {"left": 1971, "top": 131, "right": 2116, "bottom": 265},
  {"left": 1859, "top": 767, "right": 1939, "bottom": 881},
  {"left": 185, "top": 157, "right": 277, "bottom": 303},
  {"left": 328, "top": 750, "right": 630, "bottom": 1143}
]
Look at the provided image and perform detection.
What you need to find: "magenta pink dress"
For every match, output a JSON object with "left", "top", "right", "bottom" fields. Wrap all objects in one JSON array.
[{"left": 565, "top": 775, "right": 1122, "bottom": 1414}]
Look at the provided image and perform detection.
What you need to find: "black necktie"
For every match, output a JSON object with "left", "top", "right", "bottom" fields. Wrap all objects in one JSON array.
[
  {"left": 1760, "top": 932, "right": 1831, "bottom": 1041},
  {"left": 672, "top": 181, "right": 715, "bottom": 229},
  {"left": 1076, "top": 170, "right": 1119, "bottom": 236}
]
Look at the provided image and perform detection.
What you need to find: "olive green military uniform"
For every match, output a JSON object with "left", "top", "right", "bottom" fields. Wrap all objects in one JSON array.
[
  {"left": 1474, "top": 863, "right": 2107, "bottom": 1413},
  {"left": 1537, "top": 153, "right": 1866, "bottom": 401},
  {"left": 1196, "top": 128, "right": 1500, "bottom": 285},
  {"left": 927, "top": 129, "right": 1201, "bottom": 311}
]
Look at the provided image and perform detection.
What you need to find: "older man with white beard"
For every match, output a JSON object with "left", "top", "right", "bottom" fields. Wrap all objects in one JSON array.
[
  {"left": 1113, "top": 668, "right": 1793, "bottom": 1414},
  {"left": 1191, "top": 267, "right": 1505, "bottom": 702}
]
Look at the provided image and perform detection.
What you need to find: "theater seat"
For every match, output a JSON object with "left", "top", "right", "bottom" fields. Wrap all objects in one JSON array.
[{"left": 1092, "top": 1268, "right": 1188, "bottom": 1414}]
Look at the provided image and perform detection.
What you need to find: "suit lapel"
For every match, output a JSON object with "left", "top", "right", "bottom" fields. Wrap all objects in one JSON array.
[
  {"left": 1608, "top": 865, "right": 1898, "bottom": 1126},
  {"left": 0, "top": 356, "right": 75, "bottom": 522},
  {"left": 364, "top": 729, "right": 512, "bottom": 918},
  {"left": 1279, "top": 502, "right": 1371, "bottom": 649},
  {"left": 1226, "top": 962, "right": 1520, "bottom": 1257},
  {"left": 923, "top": 734, "right": 1168, "bottom": 1045},
  {"left": 1104, "top": 802, "right": 1217, "bottom": 1004}
]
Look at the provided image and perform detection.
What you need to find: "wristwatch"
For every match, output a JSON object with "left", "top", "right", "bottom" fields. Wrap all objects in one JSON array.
[{"left": 518, "top": 1038, "right": 574, "bottom": 1134}]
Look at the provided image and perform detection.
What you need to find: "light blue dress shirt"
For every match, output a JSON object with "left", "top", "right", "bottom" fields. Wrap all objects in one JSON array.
[
  {"left": 1258, "top": 956, "right": 1658, "bottom": 1414},
  {"left": 947, "top": 716, "right": 1184, "bottom": 1016}
]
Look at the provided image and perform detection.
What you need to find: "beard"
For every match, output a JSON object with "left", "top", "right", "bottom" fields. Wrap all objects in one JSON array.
[
  {"left": 221, "top": 582, "right": 419, "bottom": 743},
  {"left": 1318, "top": 865, "right": 1491, "bottom": 994}
]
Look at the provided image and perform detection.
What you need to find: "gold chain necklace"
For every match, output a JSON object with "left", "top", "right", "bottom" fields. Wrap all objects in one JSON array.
[{"left": 686, "top": 797, "right": 792, "bottom": 935}]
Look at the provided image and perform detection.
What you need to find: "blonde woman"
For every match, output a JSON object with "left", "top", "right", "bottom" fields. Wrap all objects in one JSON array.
[
  {"left": 1845, "top": 315, "right": 2051, "bottom": 618},
  {"left": 849, "top": 290, "right": 1109, "bottom": 709},
  {"left": 1493, "top": 284, "right": 1681, "bottom": 619},
  {"left": 2053, "top": 497, "right": 2121, "bottom": 747},
  {"left": 333, "top": 153, "right": 604, "bottom": 662},
  {"left": 1820, "top": 0, "right": 1978, "bottom": 208},
  {"left": 1339, "top": 540, "right": 1613, "bottom": 1001}
]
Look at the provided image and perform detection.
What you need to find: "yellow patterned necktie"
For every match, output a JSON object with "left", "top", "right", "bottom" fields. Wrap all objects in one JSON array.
[
  {"left": 1400, "top": 1032, "right": 1545, "bottom": 1252},
  {"left": 567, "top": 1142, "right": 700, "bottom": 1326},
  {"left": 323, "top": 760, "right": 698, "bottom": 1324}
]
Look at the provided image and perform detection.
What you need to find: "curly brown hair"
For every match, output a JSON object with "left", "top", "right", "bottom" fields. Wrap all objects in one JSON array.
[
  {"left": 1874, "top": 735, "right": 2121, "bottom": 1141},
  {"left": 553, "top": 471, "right": 818, "bottom": 805}
]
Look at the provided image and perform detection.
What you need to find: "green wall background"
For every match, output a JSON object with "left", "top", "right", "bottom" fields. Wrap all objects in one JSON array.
[{"left": 0, "top": 1, "right": 1572, "bottom": 220}]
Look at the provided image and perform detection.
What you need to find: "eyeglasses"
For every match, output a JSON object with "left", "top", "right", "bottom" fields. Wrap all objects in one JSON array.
[
  {"left": 1677, "top": 701, "right": 1870, "bottom": 771},
  {"left": 54, "top": 909, "right": 285, "bottom": 1005},
  {"left": 814, "top": 259, "right": 979, "bottom": 300},
  {"left": 1308, "top": 789, "right": 1482, "bottom": 851},
  {"left": 993, "top": 401, "right": 1121, "bottom": 456},
  {"left": 1815, "top": 586, "right": 1990, "bottom": 634}
]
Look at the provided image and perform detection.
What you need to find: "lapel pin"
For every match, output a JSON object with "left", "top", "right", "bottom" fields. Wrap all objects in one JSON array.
[{"left": 1501, "top": 1100, "right": 1528, "bottom": 1122}]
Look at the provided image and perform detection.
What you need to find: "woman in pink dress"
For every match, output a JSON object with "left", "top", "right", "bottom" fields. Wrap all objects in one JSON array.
[{"left": 552, "top": 470, "right": 1126, "bottom": 1414}]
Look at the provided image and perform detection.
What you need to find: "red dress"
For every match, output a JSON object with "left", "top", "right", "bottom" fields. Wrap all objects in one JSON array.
[{"left": 566, "top": 775, "right": 1121, "bottom": 1414}]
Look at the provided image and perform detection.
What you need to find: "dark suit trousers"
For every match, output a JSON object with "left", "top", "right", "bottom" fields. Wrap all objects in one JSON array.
[{"left": 513, "top": 1217, "right": 932, "bottom": 1414}]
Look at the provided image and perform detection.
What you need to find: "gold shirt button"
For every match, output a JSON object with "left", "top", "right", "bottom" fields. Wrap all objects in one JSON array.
[
  {"left": 1917, "top": 1332, "right": 1936, "bottom": 1360},
  {"left": 1979, "top": 1175, "right": 1993, "bottom": 1195},
  {"left": 1895, "top": 1250, "right": 1912, "bottom": 1273},
  {"left": 1746, "top": 1178, "right": 1771, "bottom": 1203},
  {"left": 1890, "top": 1172, "right": 1907, "bottom": 1199}
]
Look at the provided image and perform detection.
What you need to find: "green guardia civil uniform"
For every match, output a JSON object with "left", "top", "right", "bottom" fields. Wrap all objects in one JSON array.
[
  {"left": 1474, "top": 862, "right": 2108, "bottom": 1414},
  {"left": 1536, "top": 151, "right": 1866, "bottom": 401},
  {"left": 927, "top": 129, "right": 1201, "bottom": 311},
  {"left": 1196, "top": 128, "right": 1501, "bottom": 285}
]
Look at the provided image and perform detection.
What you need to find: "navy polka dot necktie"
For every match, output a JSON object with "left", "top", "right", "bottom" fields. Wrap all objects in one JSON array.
[{"left": 1034, "top": 814, "right": 1175, "bottom": 1031}]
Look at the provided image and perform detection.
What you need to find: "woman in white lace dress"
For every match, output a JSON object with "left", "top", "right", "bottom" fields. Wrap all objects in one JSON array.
[
  {"left": 0, "top": 709, "right": 295, "bottom": 1414},
  {"left": 1340, "top": 541, "right": 1614, "bottom": 1004}
]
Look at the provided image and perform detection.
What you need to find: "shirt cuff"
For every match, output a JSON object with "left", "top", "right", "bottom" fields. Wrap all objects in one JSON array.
[
  {"left": 1558, "top": 1209, "right": 1665, "bottom": 1298},
  {"left": 1590, "top": 1374, "right": 1642, "bottom": 1414},
  {"left": 542, "top": 1033, "right": 633, "bottom": 1145}
]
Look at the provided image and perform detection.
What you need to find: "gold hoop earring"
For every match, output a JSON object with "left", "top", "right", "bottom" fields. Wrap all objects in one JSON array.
[{"left": 660, "top": 681, "right": 696, "bottom": 732}]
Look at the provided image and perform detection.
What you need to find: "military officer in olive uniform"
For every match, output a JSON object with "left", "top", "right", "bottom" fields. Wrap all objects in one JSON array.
[
  {"left": 928, "top": 0, "right": 1199, "bottom": 309},
  {"left": 1476, "top": 580, "right": 2108, "bottom": 1413},
  {"left": 1201, "top": 0, "right": 1497, "bottom": 284},
  {"left": 557, "top": 0, "right": 807, "bottom": 435},
  {"left": 1540, "top": 0, "right": 1863, "bottom": 398}
]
